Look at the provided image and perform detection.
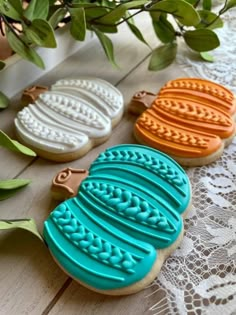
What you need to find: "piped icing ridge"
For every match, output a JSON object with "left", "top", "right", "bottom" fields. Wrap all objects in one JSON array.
[
  {"left": 82, "top": 182, "right": 173, "bottom": 231},
  {"left": 44, "top": 145, "right": 191, "bottom": 291},
  {"left": 159, "top": 78, "right": 235, "bottom": 112},
  {"left": 52, "top": 78, "right": 123, "bottom": 119},
  {"left": 39, "top": 92, "right": 108, "bottom": 130},
  {"left": 15, "top": 106, "right": 87, "bottom": 153},
  {"left": 134, "top": 78, "right": 236, "bottom": 159},
  {"left": 51, "top": 202, "right": 142, "bottom": 272},
  {"left": 93, "top": 148, "right": 186, "bottom": 189},
  {"left": 15, "top": 78, "right": 123, "bottom": 160}
]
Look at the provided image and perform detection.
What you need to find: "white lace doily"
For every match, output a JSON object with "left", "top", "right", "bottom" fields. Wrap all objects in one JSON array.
[{"left": 148, "top": 4, "right": 236, "bottom": 314}]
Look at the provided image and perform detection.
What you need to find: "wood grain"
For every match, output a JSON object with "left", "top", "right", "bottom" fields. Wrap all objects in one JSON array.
[{"left": 48, "top": 281, "right": 155, "bottom": 315}]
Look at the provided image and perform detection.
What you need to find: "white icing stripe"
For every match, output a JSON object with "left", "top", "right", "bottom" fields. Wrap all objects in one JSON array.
[
  {"left": 15, "top": 107, "right": 88, "bottom": 153},
  {"left": 52, "top": 78, "right": 123, "bottom": 119},
  {"left": 37, "top": 91, "right": 111, "bottom": 138},
  {"left": 15, "top": 77, "right": 124, "bottom": 157}
]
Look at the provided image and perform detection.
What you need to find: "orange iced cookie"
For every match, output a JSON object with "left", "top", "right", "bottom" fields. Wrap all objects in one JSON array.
[{"left": 129, "top": 78, "right": 236, "bottom": 166}]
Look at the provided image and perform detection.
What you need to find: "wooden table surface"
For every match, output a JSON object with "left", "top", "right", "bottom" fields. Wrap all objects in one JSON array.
[{"left": 0, "top": 14, "right": 190, "bottom": 315}]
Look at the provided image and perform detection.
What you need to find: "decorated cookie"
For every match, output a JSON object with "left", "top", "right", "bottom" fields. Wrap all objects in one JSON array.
[
  {"left": 43, "top": 144, "right": 191, "bottom": 295},
  {"left": 15, "top": 78, "right": 124, "bottom": 162},
  {"left": 129, "top": 78, "right": 236, "bottom": 166}
]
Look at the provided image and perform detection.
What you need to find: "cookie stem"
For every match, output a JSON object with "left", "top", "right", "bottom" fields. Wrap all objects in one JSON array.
[{"left": 128, "top": 91, "right": 156, "bottom": 115}]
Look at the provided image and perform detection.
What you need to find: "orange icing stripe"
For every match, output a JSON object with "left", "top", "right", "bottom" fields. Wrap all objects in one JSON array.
[
  {"left": 136, "top": 112, "right": 222, "bottom": 158},
  {"left": 152, "top": 98, "right": 234, "bottom": 139},
  {"left": 159, "top": 78, "right": 235, "bottom": 109},
  {"left": 134, "top": 78, "right": 235, "bottom": 158}
]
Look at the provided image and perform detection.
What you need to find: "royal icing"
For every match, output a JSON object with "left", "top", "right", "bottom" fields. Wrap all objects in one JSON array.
[
  {"left": 52, "top": 78, "right": 123, "bottom": 119},
  {"left": 133, "top": 78, "right": 236, "bottom": 159},
  {"left": 15, "top": 78, "right": 123, "bottom": 159},
  {"left": 52, "top": 168, "right": 89, "bottom": 200},
  {"left": 44, "top": 145, "right": 191, "bottom": 291}
]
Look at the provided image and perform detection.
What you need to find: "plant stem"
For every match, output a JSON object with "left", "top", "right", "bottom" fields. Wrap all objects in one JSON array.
[
  {"left": 0, "top": 16, "right": 5, "bottom": 36},
  {"left": 1, "top": 14, "right": 27, "bottom": 46}
]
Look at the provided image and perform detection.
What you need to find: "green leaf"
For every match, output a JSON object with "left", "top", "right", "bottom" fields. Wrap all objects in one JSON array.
[
  {"left": 97, "top": 0, "right": 147, "bottom": 24},
  {"left": 200, "top": 51, "right": 214, "bottom": 62},
  {"left": 0, "top": 179, "right": 30, "bottom": 190},
  {"left": 197, "top": 10, "right": 223, "bottom": 30},
  {"left": 69, "top": 7, "right": 86, "bottom": 41},
  {"left": 0, "top": 179, "right": 31, "bottom": 200},
  {"left": 24, "top": 19, "right": 57, "bottom": 48},
  {"left": 184, "top": 0, "right": 197, "bottom": 5},
  {"left": 6, "top": 29, "right": 45, "bottom": 69},
  {"left": 93, "top": 28, "right": 118, "bottom": 68},
  {"left": 149, "top": 10, "right": 161, "bottom": 20},
  {"left": 227, "top": 0, "right": 236, "bottom": 8},
  {"left": 152, "top": 13, "right": 176, "bottom": 43},
  {"left": 71, "top": 3, "right": 109, "bottom": 21},
  {"left": 184, "top": 29, "right": 220, "bottom": 52},
  {"left": 0, "top": 61, "right": 5, "bottom": 70},
  {"left": 221, "top": 0, "right": 236, "bottom": 13},
  {"left": 148, "top": 43, "right": 177, "bottom": 71},
  {"left": 127, "top": 20, "right": 150, "bottom": 47},
  {"left": 0, "top": 92, "right": 9, "bottom": 109},
  {"left": 203, "top": 0, "right": 212, "bottom": 10},
  {"left": 49, "top": 7, "right": 67, "bottom": 29},
  {"left": 0, "top": 0, "right": 23, "bottom": 21},
  {"left": 100, "top": 0, "right": 116, "bottom": 8},
  {"left": 0, "top": 219, "right": 43, "bottom": 241},
  {"left": 0, "top": 130, "right": 36, "bottom": 156},
  {"left": 150, "top": 0, "right": 200, "bottom": 26},
  {"left": 86, "top": 9, "right": 109, "bottom": 22},
  {"left": 93, "top": 24, "right": 118, "bottom": 33},
  {"left": 24, "top": 0, "right": 49, "bottom": 21}
]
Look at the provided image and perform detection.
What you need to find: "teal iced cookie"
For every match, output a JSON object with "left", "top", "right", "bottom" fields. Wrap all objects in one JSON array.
[{"left": 43, "top": 145, "right": 191, "bottom": 295}]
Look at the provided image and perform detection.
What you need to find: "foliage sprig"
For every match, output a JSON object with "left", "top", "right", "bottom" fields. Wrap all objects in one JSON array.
[{"left": 0, "top": 0, "right": 235, "bottom": 71}]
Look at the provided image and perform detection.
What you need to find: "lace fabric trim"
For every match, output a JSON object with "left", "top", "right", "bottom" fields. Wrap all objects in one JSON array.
[{"left": 149, "top": 4, "right": 236, "bottom": 314}]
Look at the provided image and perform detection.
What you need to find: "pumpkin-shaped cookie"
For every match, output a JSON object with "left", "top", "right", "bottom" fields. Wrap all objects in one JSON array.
[
  {"left": 129, "top": 78, "right": 236, "bottom": 166},
  {"left": 43, "top": 144, "right": 191, "bottom": 295},
  {"left": 15, "top": 78, "right": 124, "bottom": 162}
]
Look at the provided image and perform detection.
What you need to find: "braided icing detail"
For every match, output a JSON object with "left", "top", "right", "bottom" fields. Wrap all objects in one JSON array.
[
  {"left": 54, "top": 79, "right": 122, "bottom": 111},
  {"left": 138, "top": 115, "right": 209, "bottom": 148},
  {"left": 40, "top": 93, "right": 104, "bottom": 129},
  {"left": 17, "top": 108, "right": 80, "bottom": 147},
  {"left": 96, "top": 150, "right": 185, "bottom": 187},
  {"left": 83, "top": 182, "right": 174, "bottom": 232},
  {"left": 52, "top": 203, "right": 138, "bottom": 272},
  {"left": 155, "top": 99, "right": 231, "bottom": 126},
  {"left": 161, "top": 79, "right": 233, "bottom": 103}
]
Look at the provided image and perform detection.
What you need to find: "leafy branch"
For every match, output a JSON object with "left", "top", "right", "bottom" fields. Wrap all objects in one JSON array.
[{"left": 0, "top": 0, "right": 235, "bottom": 84}]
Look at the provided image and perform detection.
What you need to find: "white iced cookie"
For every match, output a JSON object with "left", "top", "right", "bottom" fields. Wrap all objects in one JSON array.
[{"left": 15, "top": 78, "right": 124, "bottom": 162}]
